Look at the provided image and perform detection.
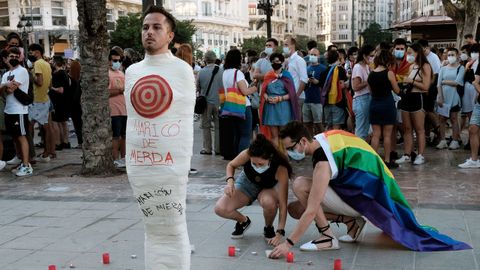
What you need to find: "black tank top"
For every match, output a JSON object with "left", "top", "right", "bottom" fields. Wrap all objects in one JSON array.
[
  {"left": 368, "top": 70, "right": 392, "bottom": 98},
  {"left": 243, "top": 159, "right": 280, "bottom": 189}
]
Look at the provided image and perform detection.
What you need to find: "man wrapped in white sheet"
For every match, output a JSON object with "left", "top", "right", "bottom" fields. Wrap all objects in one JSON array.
[{"left": 124, "top": 6, "right": 195, "bottom": 270}]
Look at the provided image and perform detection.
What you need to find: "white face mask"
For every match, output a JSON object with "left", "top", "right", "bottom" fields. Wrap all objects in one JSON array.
[
  {"left": 111, "top": 61, "right": 121, "bottom": 71},
  {"left": 287, "top": 141, "right": 306, "bottom": 161},
  {"left": 368, "top": 56, "right": 375, "bottom": 63},
  {"left": 448, "top": 56, "right": 457, "bottom": 65},
  {"left": 251, "top": 162, "right": 270, "bottom": 174},
  {"left": 265, "top": 47, "right": 273, "bottom": 55},
  {"left": 309, "top": 55, "right": 318, "bottom": 64},
  {"left": 406, "top": 54, "right": 415, "bottom": 64},
  {"left": 460, "top": 53, "right": 469, "bottom": 61},
  {"left": 471, "top": 52, "right": 479, "bottom": 61},
  {"left": 27, "top": 59, "right": 33, "bottom": 69}
]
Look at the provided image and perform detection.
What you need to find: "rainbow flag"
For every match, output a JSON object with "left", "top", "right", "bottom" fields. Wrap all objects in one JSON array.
[{"left": 316, "top": 130, "right": 471, "bottom": 251}]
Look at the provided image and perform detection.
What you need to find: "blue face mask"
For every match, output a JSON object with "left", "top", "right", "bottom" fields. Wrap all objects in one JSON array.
[
  {"left": 251, "top": 162, "right": 270, "bottom": 174},
  {"left": 265, "top": 47, "right": 273, "bottom": 55},
  {"left": 309, "top": 55, "right": 318, "bottom": 63},
  {"left": 394, "top": 50, "right": 405, "bottom": 59},
  {"left": 287, "top": 149, "right": 305, "bottom": 161},
  {"left": 283, "top": 47, "right": 291, "bottom": 55},
  {"left": 111, "top": 61, "right": 121, "bottom": 71}
]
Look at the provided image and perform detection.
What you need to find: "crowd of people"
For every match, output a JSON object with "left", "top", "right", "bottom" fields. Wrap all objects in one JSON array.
[
  {"left": 193, "top": 34, "right": 480, "bottom": 170},
  {"left": 0, "top": 31, "right": 142, "bottom": 175}
]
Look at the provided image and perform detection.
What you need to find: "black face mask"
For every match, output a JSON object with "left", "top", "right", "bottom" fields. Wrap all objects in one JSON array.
[
  {"left": 28, "top": 55, "right": 37, "bottom": 63},
  {"left": 271, "top": 63, "right": 283, "bottom": 70},
  {"left": 9, "top": 59, "right": 20, "bottom": 67}
]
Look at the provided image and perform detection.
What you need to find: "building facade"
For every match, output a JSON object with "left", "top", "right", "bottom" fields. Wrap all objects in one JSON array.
[
  {"left": 172, "top": 0, "right": 249, "bottom": 58},
  {"left": 245, "top": 0, "right": 287, "bottom": 42},
  {"left": 0, "top": 0, "right": 142, "bottom": 57}
]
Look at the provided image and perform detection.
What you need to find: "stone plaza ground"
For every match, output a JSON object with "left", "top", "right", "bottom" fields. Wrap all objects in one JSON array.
[{"left": 0, "top": 124, "right": 479, "bottom": 269}]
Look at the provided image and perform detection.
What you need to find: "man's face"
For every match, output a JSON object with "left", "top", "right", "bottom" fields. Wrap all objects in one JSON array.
[
  {"left": 8, "top": 53, "right": 20, "bottom": 67},
  {"left": 283, "top": 136, "right": 304, "bottom": 153},
  {"left": 142, "top": 13, "right": 174, "bottom": 55},
  {"left": 28, "top": 50, "right": 39, "bottom": 60},
  {"left": 394, "top": 44, "right": 406, "bottom": 52},
  {"left": 265, "top": 41, "right": 276, "bottom": 50},
  {"left": 110, "top": 55, "right": 121, "bottom": 67}
]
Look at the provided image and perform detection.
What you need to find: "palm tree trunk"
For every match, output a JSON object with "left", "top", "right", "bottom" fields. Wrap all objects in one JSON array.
[{"left": 77, "top": 0, "right": 116, "bottom": 175}]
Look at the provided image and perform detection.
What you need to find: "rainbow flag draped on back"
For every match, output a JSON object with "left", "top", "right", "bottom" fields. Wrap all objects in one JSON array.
[{"left": 316, "top": 130, "right": 472, "bottom": 251}]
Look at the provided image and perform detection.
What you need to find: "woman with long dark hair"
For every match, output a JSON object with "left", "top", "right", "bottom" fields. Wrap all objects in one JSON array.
[
  {"left": 396, "top": 43, "right": 432, "bottom": 165},
  {"left": 214, "top": 134, "right": 291, "bottom": 246},
  {"left": 219, "top": 49, "right": 258, "bottom": 159}
]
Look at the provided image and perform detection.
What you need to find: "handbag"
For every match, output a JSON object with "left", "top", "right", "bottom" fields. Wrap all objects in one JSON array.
[
  {"left": 219, "top": 70, "right": 246, "bottom": 119},
  {"left": 194, "top": 66, "right": 219, "bottom": 114}
]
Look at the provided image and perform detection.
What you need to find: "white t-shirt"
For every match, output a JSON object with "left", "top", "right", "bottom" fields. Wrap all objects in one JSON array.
[
  {"left": 2, "top": 65, "right": 30, "bottom": 115},
  {"left": 222, "top": 68, "right": 251, "bottom": 107},
  {"left": 287, "top": 53, "right": 308, "bottom": 98},
  {"left": 351, "top": 63, "right": 371, "bottom": 97},
  {"left": 426, "top": 51, "right": 442, "bottom": 75}
]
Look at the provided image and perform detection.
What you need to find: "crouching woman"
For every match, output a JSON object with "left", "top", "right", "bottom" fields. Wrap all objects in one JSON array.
[{"left": 214, "top": 134, "right": 291, "bottom": 246}]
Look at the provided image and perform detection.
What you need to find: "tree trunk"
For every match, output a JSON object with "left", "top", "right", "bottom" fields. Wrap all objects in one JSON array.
[
  {"left": 77, "top": 0, "right": 116, "bottom": 176},
  {"left": 442, "top": 0, "right": 479, "bottom": 48}
]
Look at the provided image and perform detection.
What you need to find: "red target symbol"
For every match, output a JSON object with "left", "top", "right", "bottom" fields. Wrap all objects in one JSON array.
[{"left": 131, "top": 75, "right": 173, "bottom": 118}]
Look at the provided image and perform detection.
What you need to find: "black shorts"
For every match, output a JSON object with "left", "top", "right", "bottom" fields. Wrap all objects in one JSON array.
[
  {"left": 399, "top": 92, "right": 424, "bottom": 113},
  {"left": 111, "top": 115, "right": 127, "bottom": 138},
  {"left": 5, "top": 113, "right": 28, "bottom": 137},
  {"left": 450, "top": 104, "right": 461, "bottom": 113}
]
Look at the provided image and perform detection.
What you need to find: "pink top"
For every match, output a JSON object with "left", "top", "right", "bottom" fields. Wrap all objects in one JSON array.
[{"left": 108, "top": 69, "right": 127, "bottom": 116}]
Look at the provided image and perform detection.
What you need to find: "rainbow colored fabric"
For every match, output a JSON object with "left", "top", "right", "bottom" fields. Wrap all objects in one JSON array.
[{"left": 316, "top": 130, "right": 472, "bottom": 251}]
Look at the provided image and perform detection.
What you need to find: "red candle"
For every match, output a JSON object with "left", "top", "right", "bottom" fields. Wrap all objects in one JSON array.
[
  {"left": 102, "top": 253, "right": 110, "bottom": 264},
  {"left": 228, "top": 246, "right": 235, "bottom": 257},
  {"left": 48, "top": 265, "right": 56, "bottom": 270},
  {"left": 334, "top": 259, "right": 342, "bottom": 270},
  {"left": 286, "top": 252, "right": 294, "bottom": 263}
]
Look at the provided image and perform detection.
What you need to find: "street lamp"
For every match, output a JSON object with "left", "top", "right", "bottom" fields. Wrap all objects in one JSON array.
[
  {"left": 257, "top": 0, "right": 276, "bottom": 38},
  {"left": 142, "top": 0, "right": 163, "bottom": 13},
  {"left": 17, "top": 15, "right": 33, "bottom": 62}
]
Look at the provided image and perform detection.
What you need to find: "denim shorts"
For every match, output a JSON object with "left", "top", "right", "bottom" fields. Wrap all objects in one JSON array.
[
  {"left": 324, "top": 104, "right": 346, "bottom": 126},
  {"left": 28, "top": 101, "right": 50, "bottom": 125},
  {"left": 111, "top": 115, "right": 127, "bottom": 138},
  {"left": 235, "top": 171, "right": 262, "bottom": 203},
  {"left": 470, "top": 103, "right": 480, "bottom": 127}
]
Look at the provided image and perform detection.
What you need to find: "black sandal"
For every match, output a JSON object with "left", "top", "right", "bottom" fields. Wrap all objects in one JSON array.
[
  {"left": 333, "top": 215, "right": 366, "bottom": 243},
  {"left": 300, "top": 224, "right": 339, "bottom": 251}
]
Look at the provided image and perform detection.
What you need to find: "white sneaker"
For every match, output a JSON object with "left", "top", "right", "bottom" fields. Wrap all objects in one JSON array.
[
  {"left": 395, "top": 155, "right": 411, "bottom": 164},
  {"left": 458, "top": 158, "right": 480, "bottom": 168},
  {"left": 413, "top": 154, "right": 425, "bottom": 165},
  {"left": 38, "top": 155, "right": 51, "bottom": 163},
  {"left": 436, "top": 140, "right": 448, "bottom": 149},
  {"left": 15, "top": 163, "right": 33, "bottom": 177},
  {"left": 6, "top": 156, "right": 22, "bottom": 165},
  {"left": 448, "top": 140, "right": 460, "bottom": 150},
  {"left": 114, "top": 159, "right": 126, "bottom": 168},
  {"left": 0, "top": 160, "right": 6, "bottom": 171}
]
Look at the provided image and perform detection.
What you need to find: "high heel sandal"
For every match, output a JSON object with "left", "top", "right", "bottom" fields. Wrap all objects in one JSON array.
[
  {"left": 299, "top": 224, "right": 340, "bottom": 251},
  {"left": 333, "top": 215, "right": 366, "bottom": 243}
]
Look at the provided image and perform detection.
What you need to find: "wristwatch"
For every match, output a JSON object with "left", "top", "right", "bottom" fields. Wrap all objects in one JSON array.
[{"left": 276, "top": 229, "right": 285, "bottom": 236}]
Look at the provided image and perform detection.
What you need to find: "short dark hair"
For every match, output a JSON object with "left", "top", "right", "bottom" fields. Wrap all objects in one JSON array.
[
  {"left": 464, "top": 34, "right": 474, "bottom": 39},
  {"left": 471, "top": 43, "right": 480, "bottom": 53},
  {"left": 53, "top": 55, "right": 65, "bottom": 66},
  {"left": 8, "top": 46, "right": 21, "bottom": 56},
  {"left": 326, "top": 50, "right": 339, "bottom": 64},
  {"left": 269, "top": 52, "right": 285, "bottom": 63},
  {"left": 379, "top": 42, "right": 391, "bottom": 51},
  {"left": 224, "top": 49, "right": 242, "bottom": 70},
  {"left": 266, "top": 38, "right": 279, "bottom": 47},
  {"left": 461, "top": 44, "right": 471, "bottom": 53},
  {"left": 358, "top": 44, "right": 375, "bottom": 63},
  {"left": 327, "top": 44, "right": 338, "bottom": 51},
  {"left": 418, "top": 39, "right": 429, "bottom": 48},
  {"left": 374, "top": 49, "right": 395, "bottom": 68},
  {"left": 347, "top": 46, "right": 359, "bottom": 57},
  {"left": 142, "top": 5, "right": 177, "bottom": 32},
  {"left": 279, "top": 121, "right": 313, "bottom": 142},
  {"left": 109, "top": 49, "right": 121, "bottom": 60},
  {"left": 446, "top": 47, "right": 459, "bottom": 54},
  {"left": 337, "top": 48, "right": 346, "bottom": 56},
  {"left": 393, "top": 38, "right": 407, "bottom": 46},
  {"left": 28, "top": 43, "right": 44, "bottom": 55},
  {"left": 307, "top": 40, "right": 318, "bottom": 50}
]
